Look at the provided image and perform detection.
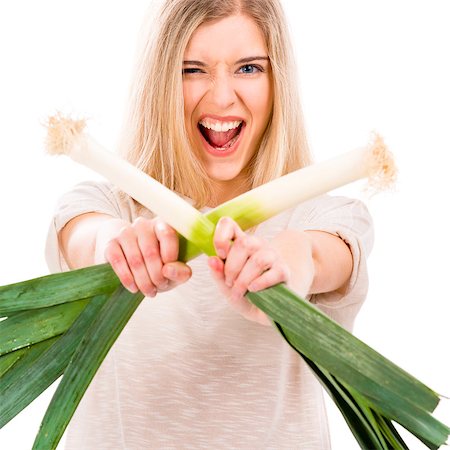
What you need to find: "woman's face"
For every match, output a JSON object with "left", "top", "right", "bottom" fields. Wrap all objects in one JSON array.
[{"left": 183, "top": 15, "right": 273, "bottom": 195}]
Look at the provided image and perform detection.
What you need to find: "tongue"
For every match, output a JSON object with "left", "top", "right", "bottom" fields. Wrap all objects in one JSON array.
[{"left": 202, "top": 126, "right": 240, "bottom": 148}]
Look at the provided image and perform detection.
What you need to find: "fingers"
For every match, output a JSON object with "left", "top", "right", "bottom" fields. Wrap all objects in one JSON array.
[
  {"left": 162, "top": 261, "right": 192, "bottom": 286},
  {"left": 207, "top": 256, "right": 227, "bottom": 293},
  {"left": 104, "top": 217, "right": 189, "bottom": 297},
  {"left": 154, "top": 220, "right": 179, "bottom": 263},
  {"left": 214, "top": 217, "right": 273, "bottom": 290},
  {"left": 211, "top": 217, "right": 290, "bottom": 326},
  {"left": 135, "top": 219, "right": 166, "bottom": 290},
  {"left": 105, "top": 239, "right": 140, "bottom": 294},
  {"left": 213, "top": 216, "right": 245, "bottom": 260},
  {"left": 106, "top": 224, "right": 158, "bottom": 297},
  {"left": 247, "top": 258, "right": 290, "bottom": 292},
  {"left": 208, "top": 254, "right": 272, "bottom": 326},
  {"left": 231, "top": 250, "right": 290, "bottom": 300},
  {"left": 223, "top": 234, "right": 261, "bottom": 288}
]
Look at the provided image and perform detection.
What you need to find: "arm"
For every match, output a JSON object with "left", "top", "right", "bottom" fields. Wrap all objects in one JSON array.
[
  {"left": 59, "top": 212, "right": 126, "bottom": 268},
  {"left": 274, "top": 229, "right": 353, "bottom": 296},
  {"left": 59, "top": 213, "right": 191, "bottom": 296}
]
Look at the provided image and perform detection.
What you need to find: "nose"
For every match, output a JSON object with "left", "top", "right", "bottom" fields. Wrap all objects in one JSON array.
[{"left": 208, "top": 71, "right": 237, "bottom": 110}]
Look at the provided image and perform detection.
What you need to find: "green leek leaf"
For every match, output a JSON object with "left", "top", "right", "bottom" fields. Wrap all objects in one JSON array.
[
  {"left": 0, "top": 295, "right": 109, "bottom": 428},
  {"left": 0, "top": 264, "right": 119, "bottom": 315},
  {"left": 32, "top": 288, "right": 143, "bottom": 450},
  {"left": 0, "top": 299, "right": 89, "bottom": 356}
]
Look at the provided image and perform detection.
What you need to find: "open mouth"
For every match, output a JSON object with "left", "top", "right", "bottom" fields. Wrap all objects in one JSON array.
[{"left": 198, "top": 119, "right": 244, "bottom": 151}]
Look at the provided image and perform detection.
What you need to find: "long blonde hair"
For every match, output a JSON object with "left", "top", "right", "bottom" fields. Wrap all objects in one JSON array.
[{"left": 120, "top": 0, "right": 311, "bottom": 208}]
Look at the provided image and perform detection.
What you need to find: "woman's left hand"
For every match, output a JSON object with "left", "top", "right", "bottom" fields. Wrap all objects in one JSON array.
[{"left": 207, "top": 217, "right": 291, "bottom": 326}]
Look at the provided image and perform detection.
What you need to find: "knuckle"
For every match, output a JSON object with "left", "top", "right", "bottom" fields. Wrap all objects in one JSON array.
[
  {"left": 108, "top": 255, "right": 123, "bottom": 268},
  {"left": 223, "top": 261, "right": 237, "bottom": 276},
  {"left": 153, "top": 218, "right": 173, "bottom": 234},
  {"left": 253, "top": 253, "right": 270, "bottom": 270},
  {"left": 142, "top": 245, "right": 159, "bottom": 260},
  {"left": 134, "top": 216, "right": 147, "bottom": 225},
  {"left": 159, "top": 225, "right": 176, "bottom": 238},
  {"left": 133, "top": 216, "right": 150, "bottom": 231},
  {"left": 127, "top": 254, "right": 143, "bottom": 270},
  {"left": 232, "top": 282, "right": 245, "bottom": 295},
  {"left": 118, "top": 225, "right": 133, "bottom": 241},
  {"left": 233, "top": 237, "right": 247, "bottom": 251},
  {"left": 105, "top": 244, "right": 122, "bottom": 266},
  {"left": 247, "top": 235, "right": 260, "bottom": 252},
  {"left": 118, "top": 272, "right": 134, "bottom": 287},
  {"left": 104, "top": 240, "right": 117, "bottom": 257},
  {"left": 272, "top": 262, "right": 289, "bottom": 281}
]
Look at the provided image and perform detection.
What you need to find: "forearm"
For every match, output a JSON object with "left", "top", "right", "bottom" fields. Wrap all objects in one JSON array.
[
  {"left": 272, "top": 229, "right": 353, "bottom": 297},
  {"left": 59, "top": 212, "right": 128, "bottom": 269}
]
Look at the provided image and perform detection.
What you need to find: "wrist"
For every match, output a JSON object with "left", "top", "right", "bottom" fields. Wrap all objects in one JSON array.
[
  {"left": 272, "top": 230, "right": 316, "bottom": 298},
  {"left": 94, "top": 218, "right": 129, "bottom": 264}
]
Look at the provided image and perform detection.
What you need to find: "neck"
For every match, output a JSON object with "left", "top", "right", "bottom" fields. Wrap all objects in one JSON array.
[{"left": 208, "top": 176, "right": 250, "bottom": 207}]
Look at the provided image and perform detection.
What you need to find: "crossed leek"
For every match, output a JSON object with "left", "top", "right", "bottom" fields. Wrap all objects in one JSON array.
[{"left": 0, "top": 115, "right": 448, "bottom": 449}]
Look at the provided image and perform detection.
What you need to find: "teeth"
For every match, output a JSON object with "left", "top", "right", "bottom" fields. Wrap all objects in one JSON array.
[{"left": 199, "top": 119, "right": 242, "bottom": 132}]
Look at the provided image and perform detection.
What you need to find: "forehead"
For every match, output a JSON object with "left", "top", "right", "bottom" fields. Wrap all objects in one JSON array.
[{"left": 184, "top": 14, "right": 268, "bottom": 61}]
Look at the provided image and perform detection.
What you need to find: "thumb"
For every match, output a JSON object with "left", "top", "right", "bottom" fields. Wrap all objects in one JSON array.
[
  {"left": 207, "top": 256, "right": 230, "bottom": 297},
  {"left": 207, "top": 256, "right": 225, "bottom": 281},
  {"left": 162, "top": 261, "right": 192, "bottom": 284}
]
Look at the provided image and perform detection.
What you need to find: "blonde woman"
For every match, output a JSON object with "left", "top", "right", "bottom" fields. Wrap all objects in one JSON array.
[{"left": 46, "top": 0, "right": 373, "bottom": 448}]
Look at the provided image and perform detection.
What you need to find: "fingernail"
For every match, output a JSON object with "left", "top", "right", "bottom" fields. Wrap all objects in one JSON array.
[{"left": 128, "top": 283, "right": 138, "bottom": 293}]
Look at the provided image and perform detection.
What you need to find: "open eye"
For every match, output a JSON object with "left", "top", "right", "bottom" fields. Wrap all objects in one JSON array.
[{"left": 237, "top": 64, "right": 263, "bottom": 75}]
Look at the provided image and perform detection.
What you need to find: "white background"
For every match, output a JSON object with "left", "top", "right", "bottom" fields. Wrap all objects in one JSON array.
[{"left": 0, "top": 1, "right": 449, "bottom": 449}]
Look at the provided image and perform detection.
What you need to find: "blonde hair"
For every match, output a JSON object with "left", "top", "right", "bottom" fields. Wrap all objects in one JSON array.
[{"left": 120, "top": 0, "right": 311, "bottom": 208}]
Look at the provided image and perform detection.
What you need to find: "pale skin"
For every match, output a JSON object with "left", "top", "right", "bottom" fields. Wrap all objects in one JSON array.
[{"left": 59, "top": 15, "right": 353, "bottom": 326}]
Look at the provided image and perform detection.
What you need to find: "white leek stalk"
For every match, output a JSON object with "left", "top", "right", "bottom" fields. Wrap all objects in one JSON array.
[
  {"left": 46, "top": 114, "right": 215, "bottom": 255},
  {"left": 206, "top": 133, "right": 396, "bottom": 228}
]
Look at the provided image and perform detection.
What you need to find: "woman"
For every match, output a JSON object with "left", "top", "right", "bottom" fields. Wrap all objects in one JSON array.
[{"left": 46, "top": 0, "right": 373, "bottom": 448}]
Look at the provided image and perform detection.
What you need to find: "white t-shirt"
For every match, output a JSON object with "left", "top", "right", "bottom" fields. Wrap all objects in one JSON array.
[{"left": 46, "top": 181, "right": 374, "bottom": 450}]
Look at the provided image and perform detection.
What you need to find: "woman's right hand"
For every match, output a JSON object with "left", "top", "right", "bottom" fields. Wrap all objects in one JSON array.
[{"left": 99, "top": 217, "right": 192, "bottom": 297}]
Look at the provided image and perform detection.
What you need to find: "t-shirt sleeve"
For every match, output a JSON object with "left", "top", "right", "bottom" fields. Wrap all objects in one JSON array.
[
  {"left": 286, "top": 195, "right": 374, "bottom": 331},
  {"left": 45, "top": 181, "right": 135, "bottom": 273}
]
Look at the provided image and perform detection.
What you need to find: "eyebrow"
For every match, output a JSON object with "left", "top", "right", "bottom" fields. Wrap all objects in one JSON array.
[{"left": 183, "top": 56, "right": 270, "bottom": 66}]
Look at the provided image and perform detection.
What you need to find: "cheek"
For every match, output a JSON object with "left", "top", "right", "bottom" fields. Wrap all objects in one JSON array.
[
  {"left": 241, "top": 79, "right": 273, "bottom": 129},
  {"left": 183, "top": 81, "right": 206, "bottom": 122}
]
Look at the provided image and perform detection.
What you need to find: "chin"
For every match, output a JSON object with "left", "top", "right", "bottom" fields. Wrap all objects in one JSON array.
[{"left": 205, "top": 164, "right": 244, "bottom": 182}]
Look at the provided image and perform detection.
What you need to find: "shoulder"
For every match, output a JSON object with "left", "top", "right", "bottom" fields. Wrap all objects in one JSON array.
[
  {"left": 53, "top": 180, "right": 149, "bottom": 227},
  {"left": 288, "top": 195, "right": 373, "bottom": 243}
]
